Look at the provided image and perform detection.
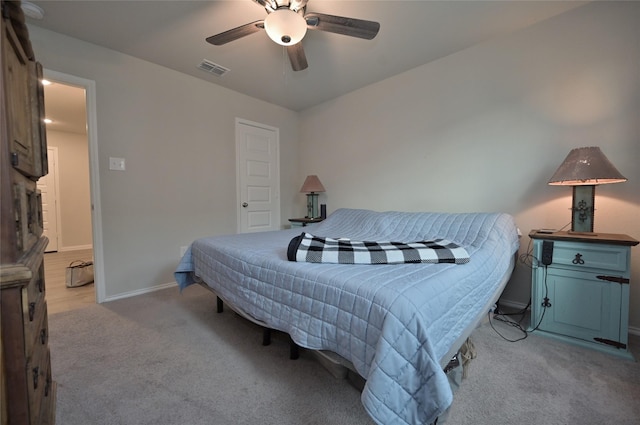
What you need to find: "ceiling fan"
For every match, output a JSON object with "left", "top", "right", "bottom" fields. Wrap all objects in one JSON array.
[{"left": 206, "top": 0, "right": 380, "bottom": 71}]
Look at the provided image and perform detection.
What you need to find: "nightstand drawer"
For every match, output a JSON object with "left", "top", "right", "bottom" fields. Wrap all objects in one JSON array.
[{"left": 549, "top": 241, "right": 628, "bottom": 273}]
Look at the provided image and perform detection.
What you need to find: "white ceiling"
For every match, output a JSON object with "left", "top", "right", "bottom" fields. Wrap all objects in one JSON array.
[{"left": 28, "top": 0, "right": 588, "bottom": 131}]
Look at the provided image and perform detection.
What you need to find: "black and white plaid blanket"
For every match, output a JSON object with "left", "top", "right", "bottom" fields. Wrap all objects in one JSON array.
[{"left": 287, "top": 232, "right": 470, "bottom": 265}]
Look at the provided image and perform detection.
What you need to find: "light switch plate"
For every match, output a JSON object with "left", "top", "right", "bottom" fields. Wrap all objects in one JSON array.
[{"left": 109, "top": 157, "right": 126, "bottom": 171}]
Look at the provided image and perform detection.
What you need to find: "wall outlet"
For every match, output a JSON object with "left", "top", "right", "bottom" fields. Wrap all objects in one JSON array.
[
  {"left": 180, "top": 246, "right": 188, "bottom": 257},
  {"left": 109, "top": 157, "right": 126, "bottom": 171}
]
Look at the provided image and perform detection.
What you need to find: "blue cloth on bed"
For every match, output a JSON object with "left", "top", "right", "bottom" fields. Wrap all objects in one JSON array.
[{"left": 175, "top": 208, "right": 519, "bottom": 425}]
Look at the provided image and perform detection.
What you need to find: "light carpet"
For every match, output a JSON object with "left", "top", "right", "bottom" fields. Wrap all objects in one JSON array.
[{"left": 48, "top": 285, "right": 640, "bottom": 425}]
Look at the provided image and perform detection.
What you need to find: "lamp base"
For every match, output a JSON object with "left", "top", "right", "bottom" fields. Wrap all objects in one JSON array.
[
  {"left": 570, "top": 185, "right": 595, "bottom": 233},
  {"left": 305, "top": 193, "right": 319, "bottom": 218}
]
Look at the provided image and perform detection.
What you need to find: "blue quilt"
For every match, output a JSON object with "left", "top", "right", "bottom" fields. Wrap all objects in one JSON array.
[{"left": 175, "top": 209, "right": 519, "bottom": 424}]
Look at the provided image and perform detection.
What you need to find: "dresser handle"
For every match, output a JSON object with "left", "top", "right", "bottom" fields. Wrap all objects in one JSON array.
[
  {"left": 38, "top": 278, "right": 44, "bottom": 292},
  {"left": 597, "top": 275, "right": 629, "bottom": 284},
  {"left": 572, "top": 253, "right": 585, "bottom": 265},
  {"left": 29, "top": 302, "right": 36, "bottom": 321},
  {"left": 40, "top": 328, "right": 47, "bottom": 344},
  {"left": 45, "top": 375, "right": 51, "bottom": 397},
  {"left": 32, "top": 367, "right": 39, "bottom": 390}
]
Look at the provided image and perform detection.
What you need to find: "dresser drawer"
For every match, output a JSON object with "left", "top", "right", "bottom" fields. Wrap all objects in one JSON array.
[
  {"left": 23, "top": 266, "right": 46, "bottom": 357},
  {"left": 13, "top": 180, "right": 42, "bottom": 256},
  {"left": 25, "top": 303, "right": 49, "bottom": 360},
  {"left": 548, "top": 241, "right": 628, "bottom": 273},
  {"left": 40, "top": 379, "right": 56, "bottom": 425},
  {"left": 24, "top": 262, "right": 45, "bottom": 312},
  {"left": 26, "top": 346, "right": 51, "bottom": 422}
]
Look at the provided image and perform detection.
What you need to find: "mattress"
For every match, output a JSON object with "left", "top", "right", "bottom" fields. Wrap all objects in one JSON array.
[{"left": 175, "top": 208, "right": 520, "bottom": 424}]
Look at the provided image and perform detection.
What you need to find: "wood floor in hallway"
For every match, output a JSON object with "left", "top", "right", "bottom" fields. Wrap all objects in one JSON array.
[{"left": 44, "top": 249, "right": 96, "bottom": 315}]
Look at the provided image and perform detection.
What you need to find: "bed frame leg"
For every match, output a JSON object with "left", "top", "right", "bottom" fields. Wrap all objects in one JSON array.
[
  {"left": 216, "top": 296, "right": 223, "bottom": 313},
  {"left": 262, "top": 329, "right": 272, "bottom": 346},
  {"left": 289, "top": 337, "right": 300, "bottom": 360}
]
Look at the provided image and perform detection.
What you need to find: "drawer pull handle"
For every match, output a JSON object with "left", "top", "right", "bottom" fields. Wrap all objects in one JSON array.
[
  {"left": 572, "top": 253, "right": 585, "bottom": 265},
  {"left": 593, "top": 337, "right": 626, "bottom": 349},
  {"left": 28, "top": 302, "right": 36, "bottom": 321},
  {"left": 597, "top": 275, "right": 629, "bottom": 285},
  {"left": 40, "top": 328, "right": 47, "bottom": 344},
  {"left": 32, "top": 367, "right": 39, "bottom": 390},
  {"left": 38, "top": 278, "right": 44, "bottom": 292},
  {"left": 45, "top": 375, "right": 51, "bottom": 397}
]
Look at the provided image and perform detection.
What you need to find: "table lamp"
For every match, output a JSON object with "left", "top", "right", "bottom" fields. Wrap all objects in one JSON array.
[
  {"left": 548, "top": 146, "right": 627, "bottom": 233},
  {"left": 300, "top": 175, "right": 325, "bottom": 218}
]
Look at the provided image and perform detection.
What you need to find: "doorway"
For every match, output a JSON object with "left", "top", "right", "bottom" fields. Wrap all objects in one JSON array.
[
  {"left": 236, "top": 118, "right": 280, "bottom": 233},
  {"left": 41, "top": 69, "right": 105, "bottom": 309}
]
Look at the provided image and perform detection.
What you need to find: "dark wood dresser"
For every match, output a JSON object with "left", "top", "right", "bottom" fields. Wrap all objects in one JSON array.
[{"left": 1, "top": 1, "right": 56, "bottom": 423}]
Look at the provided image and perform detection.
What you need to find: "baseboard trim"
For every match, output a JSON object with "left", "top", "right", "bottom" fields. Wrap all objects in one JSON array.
[
  {"left": 497, "top": 298, "right": 529, "bottom": 312},
  {"left": 499, "top": 297, "right": 640, "bottom": 337},
  {"left": 102, "top": 281, "right": 177, "bottom": 303},
  {"left": 59, "top": 244, "right": 93, "bottom": 252}
]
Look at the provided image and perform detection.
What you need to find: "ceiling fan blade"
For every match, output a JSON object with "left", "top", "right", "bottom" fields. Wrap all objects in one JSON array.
[
  {"left": 287, "top": 43, "right": 308, "bottom": 71},
  {"left": 305, "top": 13, "right": 380, "bottom": 40},
  {"left": 206, "top": 21, "right": 264, "bottom": 46}
]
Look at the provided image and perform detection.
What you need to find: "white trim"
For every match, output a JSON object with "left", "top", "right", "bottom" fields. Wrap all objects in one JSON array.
[
  {"left": 102, "top": 282, "right": 178, "bottom": 303},
  {"left": 497, "top": 298, "right": 529, "bottom": 312},
  {"left": 58, "top": 244, "right": 93, "bottom": 252},
  {"left": 43, "top": 69, "right": 105, "bottom": 304}
]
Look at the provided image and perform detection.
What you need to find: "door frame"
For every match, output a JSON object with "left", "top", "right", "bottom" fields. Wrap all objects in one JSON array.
[
  {"left": 44, "top": 69, "right": 105, "bottom": 303},
  {"left": 235, "top": 118, "right": 280, "bottom": 233}
]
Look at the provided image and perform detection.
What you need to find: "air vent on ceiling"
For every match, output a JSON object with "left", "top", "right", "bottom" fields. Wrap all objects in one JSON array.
[{"left": 198, "top": 59, "right": 230, "bottom": 77}]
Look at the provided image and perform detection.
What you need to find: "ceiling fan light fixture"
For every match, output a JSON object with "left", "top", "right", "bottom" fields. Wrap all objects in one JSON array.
[{"left": 264, "top": 8, "right": 307, "bottom": 46}]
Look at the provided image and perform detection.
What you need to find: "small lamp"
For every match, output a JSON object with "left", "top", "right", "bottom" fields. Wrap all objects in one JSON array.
[
  {"left": 300, "top": 175, "right": 325, "bottom": 218},
  {"left": 548, "top": 146, "right": 627, "bottom": 233}
]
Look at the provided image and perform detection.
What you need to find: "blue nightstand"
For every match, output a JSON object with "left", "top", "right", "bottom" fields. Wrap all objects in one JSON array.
[{"left": 529, "top": 230, "right": 638, "bottom": 359}]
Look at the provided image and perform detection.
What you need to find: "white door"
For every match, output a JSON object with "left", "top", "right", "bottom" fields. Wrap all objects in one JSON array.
[
  {"left": 236, "top": 119, "right": 280, "bottom": 233},
  {"left": 37, "top": 147, "right": 61, "bottom": 252}
]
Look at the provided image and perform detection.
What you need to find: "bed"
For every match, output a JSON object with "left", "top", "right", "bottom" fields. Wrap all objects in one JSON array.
[{"left": 175, "top": 208, "right": 520, "bottom": 425}]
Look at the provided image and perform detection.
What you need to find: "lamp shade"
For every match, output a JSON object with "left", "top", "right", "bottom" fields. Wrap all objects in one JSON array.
[
  {"left": 300, "top": 175, "right": 325, "bottom": 193},
  {"left": 264, "top": 8, "right": 307, "bottom": 46},
  {"left": 548, "top": 147, "right": 627, "bottom": 186}
]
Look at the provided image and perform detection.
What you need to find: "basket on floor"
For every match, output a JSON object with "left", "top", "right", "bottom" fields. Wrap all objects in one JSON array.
[{"left": 65, "top": 260, "right": 94, "bottom": 288}]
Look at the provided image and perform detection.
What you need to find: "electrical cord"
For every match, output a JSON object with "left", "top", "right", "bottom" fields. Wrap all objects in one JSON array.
[
  {"left": 488, "top": 310, "right": 528, "bottom": 342},
  {"left": 489, "top": 237, "right": 551, "bottom": 342}
]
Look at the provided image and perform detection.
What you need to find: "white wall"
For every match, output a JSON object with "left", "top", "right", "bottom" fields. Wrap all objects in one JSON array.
[
  {"left": 28, "top": 26, "right": 300, "bottom": 299},
  {"left": 299, "top": 2, "right": 640, "bottom": 329},
  {"left": 46, "top": 130, "right": 92, "bottom": 250}
]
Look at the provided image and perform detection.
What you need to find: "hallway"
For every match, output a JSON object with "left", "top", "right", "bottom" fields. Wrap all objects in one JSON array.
[{"left": 44, "top": 249, "right": 95, "bottom": 314}]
